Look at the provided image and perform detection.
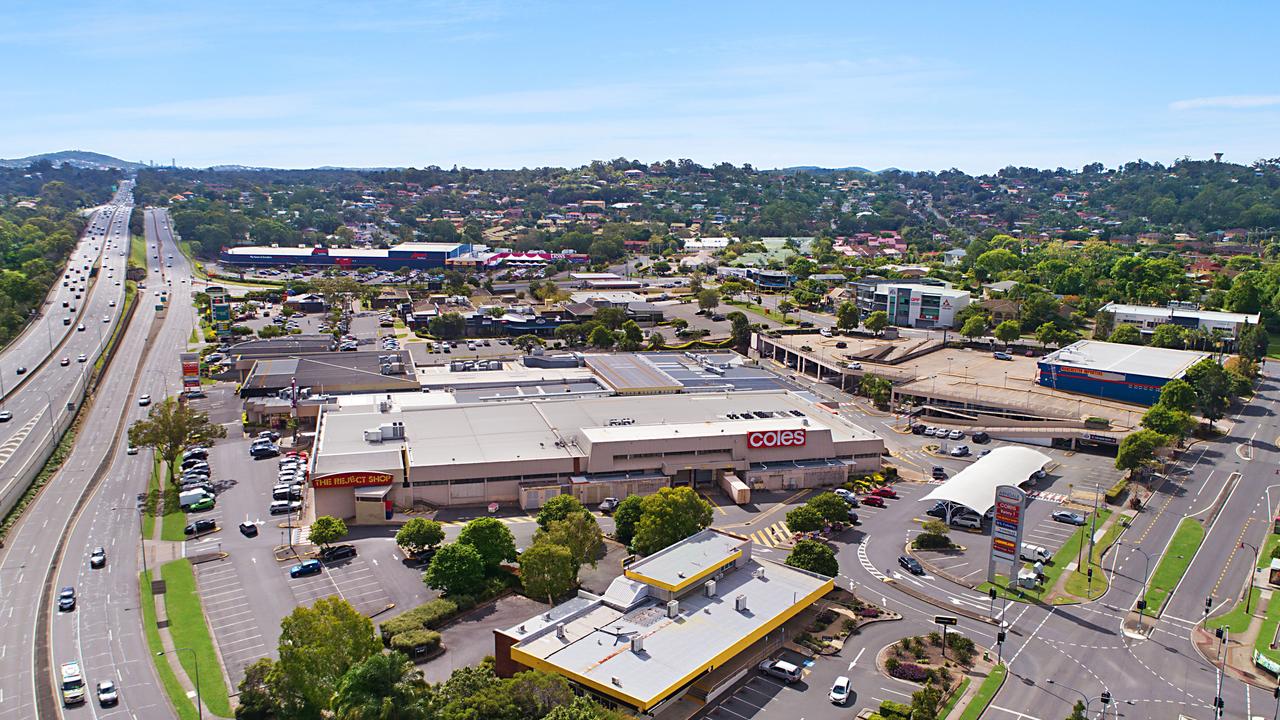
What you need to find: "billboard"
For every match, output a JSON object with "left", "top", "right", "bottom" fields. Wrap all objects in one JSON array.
[
  {"left": 312, "top": 471, "right": 394, "bottom": 489},
  {"left": 990, "top": 485, "right": 1026, "bottom": 565},
  {"left": 747, "top": 429, "right": 806, "bottom": 449},
  {"left": 180, "top": 352, "right": 200, "bottom": 390}
]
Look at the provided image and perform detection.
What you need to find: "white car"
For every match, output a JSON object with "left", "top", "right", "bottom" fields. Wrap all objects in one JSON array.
[
  {"left": 828, "top": 675, "right": 851, "bottom": 705},
  {"left": 138, "top": 395, "right": 151, "bottom": 406}
]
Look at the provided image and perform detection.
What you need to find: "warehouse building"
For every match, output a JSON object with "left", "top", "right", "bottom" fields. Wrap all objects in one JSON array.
[
  {"left": 219, "top": 241, "right": 464, "bottom": 270},
  {"left": 1037, "top": 340, "right": 1212, "bottom": 405},
  {"left": 494, "top": 529, "right": 833, "bottom": 713},
  {"left": 1100, "top": 302, "right": 1260, "bottom": 344},
  {"left": 308, "top": 389, "right": 884, "bottom": 520}
]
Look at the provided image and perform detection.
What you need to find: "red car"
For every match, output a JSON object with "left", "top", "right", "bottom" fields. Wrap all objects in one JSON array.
[
  {"left": 861, "top": 495, "right": 886, "bottom": 508},
  {"left": 871, "top": 487, "right": 898, "bottom": 499}
]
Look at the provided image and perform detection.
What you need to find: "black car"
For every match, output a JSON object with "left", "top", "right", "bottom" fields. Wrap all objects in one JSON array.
[
  {"left": 846, "top": 510, "right": 860, "bottom": 524},
  {"left": 58, "top": 586, "right": 76, "bottom": 611},
  {"left": 971, "top": 431, "right": 990, "bottom": 444},
  {"left": 184, "top": 519, "right": 216, "bottom": 536},
  {"left": 911, "top": 424, "right": 927, "bottom": 435},
  {"left": 320, "top": 545, "right": 358, "bottom": 562},
  {"left": 89, "top": 547, "right": 106, "bottom": 569},
  {"left": 925, "top": 502, "right": 947, "bottom": 519},
  {"left": 250, "top": 444, "right": 280, "bottom": 459},
  {"left": 182, "top": 448, "right": 208, "bottom": 461},
  {"left": 898, "top": 555, "right": 925, "bottom": 575},
  {"left": 239, "top": 521, "right": 259, "bottom": 537}
]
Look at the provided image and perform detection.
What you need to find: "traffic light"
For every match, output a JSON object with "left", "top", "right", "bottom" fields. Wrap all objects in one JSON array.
[
  {"left": 997, "top": 631, "right": 1006, "bottom": 644},
  {"left": 1100, "top": 691, "right": 1111, "bottom": 705}
]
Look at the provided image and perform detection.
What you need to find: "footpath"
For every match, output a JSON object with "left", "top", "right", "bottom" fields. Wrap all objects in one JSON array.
[{"left": 1194, "top": 564, "right": 1280, "bottom": 690}]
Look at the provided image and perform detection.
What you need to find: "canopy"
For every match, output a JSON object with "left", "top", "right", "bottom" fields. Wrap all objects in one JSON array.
[{"left": 919, "top": 446, "right": 1051, "bottom": 516}]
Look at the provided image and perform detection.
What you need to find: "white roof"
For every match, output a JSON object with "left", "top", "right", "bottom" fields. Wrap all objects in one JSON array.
[
  {"left": 919, "top": 446, "right": 1051, "bottom": 515},
  {"left": 1101, "top": 303, "right": 1260, "bottom": 326},
  {"left": 1042, "top": 340, "right": 1211, "bottom": 380}
]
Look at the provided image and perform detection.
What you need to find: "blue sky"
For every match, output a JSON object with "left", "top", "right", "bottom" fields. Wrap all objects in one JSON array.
[{"left": 3, "top": 1, "right": 1278, "bottom": 172}]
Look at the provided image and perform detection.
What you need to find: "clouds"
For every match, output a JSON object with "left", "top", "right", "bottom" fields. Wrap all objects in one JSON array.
[{"left": 1170, "top": 95, "right": 1280, "bottom": 111}]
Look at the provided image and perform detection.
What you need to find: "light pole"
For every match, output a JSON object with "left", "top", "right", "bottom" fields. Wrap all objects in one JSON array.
[
  {"left": 157, "top": 647, "right": 201, "bottom": 720},
  {"left": 1047, "top": 680, "right": 1112, "bottom": 720},
  {"left": 1242, "top": 541, "right": 1260, "bottom": 613},
  {"left": 1117, "top": 542, "right": 1152, "bottom": 627}
]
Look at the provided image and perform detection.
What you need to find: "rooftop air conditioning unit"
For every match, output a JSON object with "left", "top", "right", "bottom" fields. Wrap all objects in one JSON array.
[
  {"left": 363, "top": 428, "right": 383, "bottom": 443},
  {"left": 666, "top": 600, "right": 679, "bottom": 618},
  {"left": 735, "top": 594, "right": 748, "bottom": 612},
  {"left": 630, "top": 636, "right": 645, "bottom": 653},
  {"left": 704, "top": 580, "right": 717, "bottom": 597}
]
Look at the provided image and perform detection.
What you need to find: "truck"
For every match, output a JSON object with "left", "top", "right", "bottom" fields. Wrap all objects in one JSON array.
[
  {"left": 60, "top": 661, "right": 86, "bottom": 706},
  {"left": 178, "top": 489, "right": 213, "bottom": 509}
]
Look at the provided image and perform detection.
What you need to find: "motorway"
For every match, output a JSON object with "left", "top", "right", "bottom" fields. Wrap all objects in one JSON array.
[{"left": 0, "top": 205, "right": 194, "bottom": 720}]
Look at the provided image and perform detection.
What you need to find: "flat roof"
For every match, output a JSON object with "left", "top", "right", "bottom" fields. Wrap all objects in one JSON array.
[
  {"left": 243, "top": 350, "right": 416, "bottom": 393},
  {"left": 623, "top": 529, "right": 745, "bottom": 592},
  {"left": 1101, "top": 303, "right": 1260, "bottom": 325},
  {"left": 875, "top": 282, "right": 969, "bottom": 297},
  {"left": 584, "top": 355, "right": 682, "bottom": 394},
  {"left": 1041, "top": 340, "right": 1211, "bottom": 380},
  {"left": 393, "top": 241, "right": 464, "bottom": 252}
]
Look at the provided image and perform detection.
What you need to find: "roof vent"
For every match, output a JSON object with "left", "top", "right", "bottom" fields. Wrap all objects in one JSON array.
[
  {"left": 666, "top": 599, "right": 679, "bottom": 618},
  {"left": 555, "top": 623, "right": 567, "bottom": 639},
  {"left": 735, "top": 594, "right": 748, "bottom": 612},
  {"left": 704, "top": 580, "right": 717, "bottom": 597},
  {"left": 630, "top": 636, "right": 645, "bottom": 653},
  {"left": 363, "top": 428, "right": 383, "bottom": 443},
  {"left": 611, "top": 676, "right": 622, "bottom": 687}
]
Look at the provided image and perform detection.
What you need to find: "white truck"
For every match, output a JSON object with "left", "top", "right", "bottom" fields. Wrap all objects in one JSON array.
[
  {"left": 60, "top": 661, "right": 86, "bottom": 706},
  {"left": 178, "top": 489, "right": 213, "bottom": 509}
]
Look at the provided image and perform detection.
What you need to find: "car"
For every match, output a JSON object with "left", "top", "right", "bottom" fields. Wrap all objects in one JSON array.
[
  {"left": 77, "top": 353, "right": 87, "bottom": 363},
  {"left": 188, "top": 497, "right": 215, "bottom": 512},
  {"left": 950, "top": 445, "right": 971, "bottom": 457},
  {"left": 993, "top": 351, "right": 1013, "bottom": 361},
  {"left": 861, "top": 495, "right": 885, "bottom": 508},
  {"left": 980, "top": 448, "right": 992, "bottom": 456},
  {"left": 102, "top": 316, "right": 109, "bottom": 323},
  {"left": 846, "top": 510, "right": 860, "bottom": 523},
  {"left": 926, "top": 502, "right": 947, "bottom": 519},
  {"left": 250, "top": 444, "right": 280, "bottom": 459},
  {"left": 829, "top": 675, "right": 851, "bottom": 705},
  {"left": 89, "top": 547, "right": 106, "bottom": 568},
  {"left": 58, "top": 586, "right": 76, "bottom": 611},
  {"left": 833, "top": 488, "right": 859, "bottom": 505},
  {"left": 15, "top": 366, "right": 26, "bottom": 375},
  {"left": 898, "top": 555, "right": 925, "bottom": 575},
  {"left": 757, "top": 658, "right": 803, "bottom": 683},
  {"left": 59, "top": 356, "right": 70, "bottom": 366},
  {"left": 971, "top": 431, "right": 990, "bottom": 444},
  {"left": 910, "top": 424, "right": 927, "bottom": 435},
  {"left": 184, "top": 518, "right": 216, "bottom": 536},
  {"left": 183, "top": 448, "right": 208, "bottom": 461},
  {"left": 138, "top": 395, "right": 151, "bottom": 406},
  {"left": 871, "top": 487, "right": 898, "bottom": 499},
  {"left": 1052, "top": 510, "right": 1087, "bottom": 526},
  {"left": 258, "top": 430, "right": 280, "bottom": 441},
  {"left": 77, "top": 325, "right": 85, "bottom": 332},
  {"left": 923, "top": 426, "right": 937, "bottom": 437},
  {"left": 96, "top": 680, "right": 118, "bottom": 707},
  {"left": 239, "top": 521, "right": 259, "bottom": 537},
  {"left": 270, "top": 500, "right": 302, "bottom": 515},
  {"left": 290, "top": 559, "right": 322, "bottom": 578},
  {"left": 947, "top": 429, "right": 964, "bottom": 440},
  {"left": 108, "top": 300, "right": 116, "bottom": 307},
  {"left": 599, "top": 497, "right": 620, "bottom": 514},
  {"left": 320, "top": 544, "right": 357, "bottom": 562}
]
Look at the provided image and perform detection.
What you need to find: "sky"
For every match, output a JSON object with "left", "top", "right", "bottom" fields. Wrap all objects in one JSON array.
[{"left": 3, "top": 1, "right": 1278, "bottom": 173}]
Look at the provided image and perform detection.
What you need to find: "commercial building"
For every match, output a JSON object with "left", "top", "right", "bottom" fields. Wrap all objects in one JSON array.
[
  {"left": 219, "top": 241, "right": 465, "bottom": 270},
  {"left": 308, "top": 389, "right": 884, "bottom": 519},
  {"left": 1100, "top": 302, "right": 1260, "bottom": 343},
  {"left": 854, "top": 282, "right": 971, "bottom": 329},
  {"left": 494, "top": 529, "right": 833, "bottom": 713},
  {"left": 1037, "top": 340, "right": 1212, "bottom": 405}
]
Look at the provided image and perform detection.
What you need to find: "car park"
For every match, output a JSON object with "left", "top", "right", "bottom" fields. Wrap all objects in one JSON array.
[
  {"left": 96, "top": 680, "right": 118, "bottom": 707},
  {"left": 320, "top": 544, "right": 357, "bottom": 562},
  {"left": 89, "top": 547, "right": 106, "bottom": 568},
  {"left": 829, "top": 675, "right": 851, "bottom": 705},
  {"left": 58, "top": 586, "right": 76, "bottom": 611},
  {"left": 290, "top": 559, "right": 322, "bottom": 578},
  {"left": 757, "top": 658, "right": 802, "bottom": 683},
  {"left": 898, "top": 555, "right": 925, "bottom": 575},
  {"left": 1052, "top": 510, "right": 1086, "bottom": 525}
]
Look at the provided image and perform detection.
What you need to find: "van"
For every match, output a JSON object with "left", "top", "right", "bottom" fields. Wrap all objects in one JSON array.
[
  {"left": 758, "top": 658, "right": 803, "bottom": 683},
  {"left": 178, "top": 489, "right": 213, "bottom": 508},
  {"left": 1020, "top": 544, "right": 1051, "bottom": 563},
  {"left": 950, "top": 513, "right": 982, "bottom": 529},
  {"left": 60, "top": 661, "right": 86, "bottom": 706}
]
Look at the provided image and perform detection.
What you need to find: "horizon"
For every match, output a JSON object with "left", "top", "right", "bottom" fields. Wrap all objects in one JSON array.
[{"left": 3, "top": 2, "right": 1278, "bottom": 172}]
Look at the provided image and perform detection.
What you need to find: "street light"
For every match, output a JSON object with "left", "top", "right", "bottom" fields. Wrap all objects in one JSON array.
[
  {"left": 1242, "top": 541, "right": 1261, "bottom": 613},
  {"left": 1046, "top": 679, "right": 1113, "bottom": 720},
  {"left": 156, "top": 647, "right": 201, "bottom": 720},
  {"left": 1116, "top": 541, "right": 1152, "bottom": 626}
]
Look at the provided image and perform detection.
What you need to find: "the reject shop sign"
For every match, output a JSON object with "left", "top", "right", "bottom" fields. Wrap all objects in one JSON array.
[{"left": 747, "top": 429, "right": 806, "bottom": 449}]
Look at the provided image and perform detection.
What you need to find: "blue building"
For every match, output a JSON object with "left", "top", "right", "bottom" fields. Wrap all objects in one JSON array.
[
  {"left": 220, "top": 242, "right": 464, "bottom": 270},
  {"left": 1037, "top": 340, "right": 1212, "bottom": 406}
]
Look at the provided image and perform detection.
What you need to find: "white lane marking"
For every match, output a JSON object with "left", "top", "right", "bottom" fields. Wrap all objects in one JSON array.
[{"left": 848, "top": 647, "right": 865, "bottom": 671}]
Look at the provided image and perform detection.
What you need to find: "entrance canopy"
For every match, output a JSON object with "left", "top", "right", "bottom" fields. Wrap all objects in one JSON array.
[{"left": 919, "top": 446, "right": 1051, "bottom": 516}]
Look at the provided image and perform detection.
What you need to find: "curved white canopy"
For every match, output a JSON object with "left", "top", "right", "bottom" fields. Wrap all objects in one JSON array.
[{"left": 919, "top": 446, "right": 1051, "bottom": 516}]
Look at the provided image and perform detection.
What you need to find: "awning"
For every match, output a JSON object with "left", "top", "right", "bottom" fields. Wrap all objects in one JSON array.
[{"left": 919, "top": 446, "right": 1051, "bottom": 516}]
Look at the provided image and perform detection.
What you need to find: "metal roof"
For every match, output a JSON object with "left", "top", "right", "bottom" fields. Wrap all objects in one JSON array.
[
  {"left": 584, "top": 355, "right": 682, "bottom": 394},
  {"left": 1040, "top": 340, "right": 1211, "bottom": 380}
]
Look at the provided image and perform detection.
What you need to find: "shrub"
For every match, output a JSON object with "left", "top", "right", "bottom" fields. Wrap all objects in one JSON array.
[
  {"left": 914, "top": 533, "right": 953, "bottom": 550},
  {"left": 885, "top": 657, "right": 901, "bottom": 673},
  {"left": 857, "top": 606, "right": 881, "bottom": 618},
  {"left": 938, "top": 667, "right": 953, "bottom": 685},
  {"left": 947, "top": 634, "right": 977, "bottom": 665},
  {"left": 1104, "top": 477, "right": 1128, "bottom": 504},
  {"left": 379, "top": 598, "right": 460, "bottom": 642},
  {"left": 842, "top": 619, "right": 856, "bottom": 634},
  {"left": 890, "top": 662, "right": 930, "bottom": 682},
  {"left": 880, "top": 699, "right": 912, "bottom": 718},
  {"left": 928, "top": 631, "right": 942, "bottom": 647},
  {"left": 390, "top": 629, "right": 441, "bottom": 657}
]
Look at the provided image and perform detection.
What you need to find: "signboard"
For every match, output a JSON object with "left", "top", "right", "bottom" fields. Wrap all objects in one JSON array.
[
  {"left": 212, "top": 303, "right": 231, "bottom": 323},
  {"left": 180, "top": 352, "right": 200, "bottom": 390},
  {"left": 312, "top": 471, "right": 394, "bottom": 489},
  {"left": 747, "top": 429, "right": 806, "bottom": 449},
  {"left": 990, "top": 485, "right": 1026, "bottom": 566},
  {"left": 1254, "top": 650, "right": 1280, "bottom": 676}
]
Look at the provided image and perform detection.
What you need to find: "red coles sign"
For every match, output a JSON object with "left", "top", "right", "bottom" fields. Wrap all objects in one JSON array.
[{"left": 747, "top": 429, "right": 806, "bottom": 449}]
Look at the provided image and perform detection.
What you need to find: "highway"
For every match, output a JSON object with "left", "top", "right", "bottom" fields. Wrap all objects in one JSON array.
[{"left": 0, "top": 206, "right": 194, "bottom": 719}]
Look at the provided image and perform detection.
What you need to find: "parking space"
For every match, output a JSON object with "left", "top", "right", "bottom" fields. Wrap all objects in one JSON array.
[
  {"left": 193, "top": 560, "right": 271, "bottom": 688},
  {"left": 286, "top": 555, "right": 392, "bottom": 616}
]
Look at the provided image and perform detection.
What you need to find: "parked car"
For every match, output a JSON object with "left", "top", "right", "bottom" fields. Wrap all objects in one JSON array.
[
  {"left": 846, "top": 510, "right": 860, "bottom": 524},
  {"left": 270, "top": 500, "right": 302, "bottom": 515},
  {"left": 898, "top": 555, "right": 925, "bottom": 575},
  {"left": 833, "top": 488, "right": 859, "bottom": 506},
  {"left": 993, "top": 351, "right": 1013, "bottom": 361},
  {"left": 950, "top": 445, "right": 971, "bottom": 457},
  {"left": 184, "top": 518, "right": 216, "bottom": 536},
  {"left": 925, "top": 502, "right": 947, "bottom": 519},
  {"left": 861, "top": 495, "right": 885, "bottom": 508},
  {"left": 947, "top": 429, "right": 964, "bottom": 440},
  {"left": 289, "top": 559, "right": 322, "bottom": 578},
  {"left": 1052, "top": 511, "right": 1087, "bottom": 526},
  {"left": 599, "top": 497, "right": 620, "bottom": 514},
  {"left": 250, "top": 444, "right": 280, "bottom": 459},
  {"left": 910, "top": 424, "right": 927, "bottom": 435},
  {"left": 971, "top": 431, "right": 990, "bottom": 444},
  {"left": 871, "top": 487, "right": 898, "bottom": 499},
  {"left": 187, "top": 497, "right": 215, "bottom": 512},
  {"left": 757, "top": 658, "right": 803, "bottom": 683},
  {"left": 923, "top": 426, "right": 937, "bottom": 437},
  {"left": 320, "top": 545, "right": 357, "bottom": 562}
]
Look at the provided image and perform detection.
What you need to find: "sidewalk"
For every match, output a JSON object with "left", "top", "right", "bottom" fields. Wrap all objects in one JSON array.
[{"left": 1197, "top": 568, "right": 1280, "bottom": 689}]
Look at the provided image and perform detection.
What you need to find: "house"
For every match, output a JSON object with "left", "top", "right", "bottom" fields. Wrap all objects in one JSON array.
[
  {"left": 371, "top": 288, "right": 412, "bottom": 309},
  {"left": 978, "top": 298, "right": 1021, "bottom": 324},
  {"left": 943, "top": 248, "right": 967, "bottom": 267}
]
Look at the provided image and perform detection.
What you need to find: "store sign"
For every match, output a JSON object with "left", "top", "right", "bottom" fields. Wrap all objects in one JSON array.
[
  {"left": 1255, "top": 650, "right": 1280, "bottom": 676},
  {"left": 990, "top": 485, "right": 1026, "bottom": 564},
  {"left": 179, "top": 352, "right": 200, "bottom": 389},
  {"left": 747, "top": 429, "right": 806, "bottom": 449},
  {"left": 312, "top": 471, "right": 393, "bottom": 489}
]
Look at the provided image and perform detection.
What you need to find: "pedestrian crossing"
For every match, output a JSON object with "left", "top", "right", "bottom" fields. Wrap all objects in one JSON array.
[{"left": 745, "top": 520, "right": 793, "bottom": 549}]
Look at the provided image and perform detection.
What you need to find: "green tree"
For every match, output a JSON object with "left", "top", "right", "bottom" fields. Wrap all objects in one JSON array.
[
  {"left": 697, "top": 288, "right": 720, "bottom": 312},
  {"left": 1183, "top": 358, "right": 1233, "bottom": 425},
  {"left": 544, "top": 696, "right": 620, "bottom": 720},
  {"left": 777, "top": 299, "right": 795, "bottom": 319},
  {"left": 513, "top": 334, "right": 544, "bottom": 353},
  {"left": 619, "top": 320, "right": 644, "bottom": 350},
  {"left": 330, "top": 651, "right": 431, "bottom": 720},
  {"left": 1115, "top": 429, "right": 1169, "bottom": 473},
  {"left": 727, "top": 310, "right": 752, "bottom": 349},
  {"left": 864, "top": 310, "right": 889, "bottom": 336},
  {"left": 974, "top": 248, "right": 1020, "bottom": 276},
  {"left": 273, "top": 597, "right": 382, "bottom": 719},
  {"left": 612, "top": 495, "right": 644, "bottom": 546},
  {"left": 835, "top": 301, "right": 860, "bottom": 331},
  {"left": 395, "top": 518, "right": 444, "bottom": 556},
  {"left": 1108, "top": 323, "right": 1143, "bottom": 345},
  {"left": 910, "top": 682, "right": 944, "bottom": 719},
  {"left": 424, "top": 543, "right": 487, "bottom": 596},
  {"left": 536, "top": 495, "right": 587, "bottom": 530},
  {"left": 993, "top": 320, "right": 1021, "bottom": 348},
  {"left": 588, "top": 324, "right": 615, "bottom": 348},
  {"left": 785, "top": 505, "right": 825, "bottom": 533},
  {"left": 632, "top": 487, "right": 713, "bottom": 555},
  {"left": 519, "top": 542, "right": 578, "bottom": 601},
  {"left": 1092, "top": 310, "right": 1115, "bottom": 340},
  {"left": 1149, "top": 323, "right": 1187, "bottom": 349},
  {"left": 647, "top": 330, "right": 667, "bottom": 350},
  {"left": 785, "top": 539, "right": 839, "bottom": 577},
  {"left": 127, "top": 397, "right": 227, "bottom": 480},
  {"left": 1141, "top": 403, "right": 1196, "bottom": 440},
  {"left": 1065, "top": 700, "right": 1088, "bottom": 720},
  {"left": 593, "top": 307, "right": 626, "bottom": 330},
  {"left": 859, "top": 373, "right": 892, "bottom": 409},
  {"left": 235, "top": 658, "right": 279, "bottom": 720},
  {"left": 719, "top": 280, "right": 745, "bottom": 299},
  {"left": 536, "top": 511, "right": 604, "bottom": 569},
  {"left": 308, "top": 515, "right": 348, "bottom": 548},
  {"left": 428, "top": 312, "right": 465, "bottom": 340},
  {"left": 507, "top": 669, "right": 577, "bottom": 719},
  {"left": 1035, "top": 322, "right": 1060, "bottom": 349},
  {"left": 1226, "top": 275, "right": 1262, "bottom": 313},
  {"left": 1157, "top": 378, "right": 1197, "bottom": 413},
  {"left": 806, "top": 492, "right": 851, "bottom": 524},
  {"left": 457, "top": 517, "right": 517, "bottom": 569},
  {"left": 960, "top": 315, "right": 988, "bottom": 340}
]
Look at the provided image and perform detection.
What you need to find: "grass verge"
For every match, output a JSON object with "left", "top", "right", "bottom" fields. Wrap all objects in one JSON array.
[
  {"left": 141, "top": 454, "right": 161, "bottom": 539},
  {"left": 956, "top": 664, "right": 1006, "bottom": 720},
  {"left": 1206, "top": 587, "right": 1263, "bottom": 634},
  {"left": 1257, "top": 590, "right": 1280, "bottom": 664},
  {"left": 1143, "top": 517, "right": 1206, "bottom": 614},
  {"left": 93, "top": 280, "right": 136, "bottom": 376},
  {"left": 129, "top": 233, "right": 147, "bottom": 270},
  {"left": 939, "top": 676, "right": 971, "bottom": 719},
  {"left": 978, "top": 510, "right": 1109, "bottom": 603},
  {"left": 159, "top": 463, "right": 188, "bottom": 542},
  {"left": 726, "top": 299, "right": 796, "bottom": 325},
  {"left": 1062, "top": 510, "right": 1121, "bottom": 600},
  {"left": 139, "top": 570, "right": 200, "bottom": 720},
  {"left": 160, "top": 559, "right": 233, "bottom": 717}
]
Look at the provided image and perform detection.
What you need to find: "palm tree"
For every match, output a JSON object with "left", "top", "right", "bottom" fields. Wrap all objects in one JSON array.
[{"left": 330, "top": 652, "right": 432, "bottom": 720}]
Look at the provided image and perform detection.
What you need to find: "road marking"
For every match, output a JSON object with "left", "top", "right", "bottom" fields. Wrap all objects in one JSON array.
[
  {"left": 848, "top": 647, "right": 865, "bottom": 670},
  {"left": 988, "top": 705, "right": 1043, "bottom": 720}
]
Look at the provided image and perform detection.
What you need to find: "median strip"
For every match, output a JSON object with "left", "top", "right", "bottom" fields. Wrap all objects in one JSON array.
[
  {"left": 138, "top": 570, "right": 200, "bottom": 720},
  {"left": 160, "top": 559, "right": 233, "bottom": 717},
  {"left": 1142, "top": 516, "right": 1206, "bottom": 615}
]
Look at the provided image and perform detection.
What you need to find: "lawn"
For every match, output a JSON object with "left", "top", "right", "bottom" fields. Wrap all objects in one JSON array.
[
  {"left": 139, "top": 570, "right": 200, "bottom": 720},
  {"left": 93, "top": 280, "right": 136, "bottom": 376},
  {"left": 1143, "top": 517, "right": 1206, "bottom": 614},
  {"left": 939, "top": 676, "right": 971, "bottom": 719},
  {"left": 142, "top": 454, "right": 161, "bottom": 539},
  {"left": 978, "top": 510, "right": 1110, "bottom": 604},
  {"left": 1258, "top": 531, "right": 1280, "bottom": 570},
  {"left": 1206, "top": 587, "right": 1263, "bottom": 634},
  {"left": 129, "top": 234, "right": 147, "bottom": 270},
  {"left": 160, "top": 560, "right": 233, "bottom": 717},
  {"left": 159, "top": 464, "right": 189, "bottom": 542},
  {"left": 956, "top": 664, "right": 1006, "bottom": 720},
  {"left": 726, "top": 299, "right": 796, "bottom": 325},
  {"left": 1256, "top": 590, "right": 1280, "bottom": 664},
  {"left": 1062, "top": 511, "right": 1122, "bottom": 600}
]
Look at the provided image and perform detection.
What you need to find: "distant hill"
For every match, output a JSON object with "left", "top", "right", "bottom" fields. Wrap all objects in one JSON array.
[
  {"left": 775, "top": 165, "right": 903, "bottom": 175},
  {"left": 0, "top": 150, "right": 144, "bottom": 171}
]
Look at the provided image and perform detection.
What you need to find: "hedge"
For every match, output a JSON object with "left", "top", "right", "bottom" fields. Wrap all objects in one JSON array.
[
  {"left": 1104, "top": 477, "right": 1128, "bottom": 504},
  {"left": 390, "top": 629, "right": 441, "bottom": 656},
  {"left": 879, "top": 700, "right": 912, "bottom": 719},
  {"left": 379, "top": 598, "right": 459, "bottom": 642}
]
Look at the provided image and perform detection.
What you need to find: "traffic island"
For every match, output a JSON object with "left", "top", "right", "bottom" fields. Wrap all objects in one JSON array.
[{"left": 871, "top": 631, "right": 999, "bottom": 720}]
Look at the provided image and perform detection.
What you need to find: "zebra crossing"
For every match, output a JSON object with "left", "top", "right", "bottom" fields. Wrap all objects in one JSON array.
[{"left": 745, "top": 520, "right": 794, "bottom": 549}]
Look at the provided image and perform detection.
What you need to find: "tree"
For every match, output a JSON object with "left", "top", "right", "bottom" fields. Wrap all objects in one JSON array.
[
  {"left": 835, "top": 301, "right": 861, "bottom": 331},
  {"left": 536, "top": 511, "right": 604, "bottom": 569},
  {"left": 330, "top": 651, "right": 431, "bottom": 720},
  {"left": 1149, "top": 323, "right": 1187, "bottom": 349},
  {"left": 806, "top": 492, "right": 851, "bottom": 524},
  {"left": 457, "top": 517, "right": 517, "bottom": 569},
  {"left": 647, "top": 330, "right": 666, "bottom": 350},
  {"left": 428, "top": 312, "right": 465, "bottom": 340},
  {"left": 536, "top": 495, "right": 587, "bottom": 530},
  {"left": 1107, "top": 323, "right": 1143, "bottom": 345},
  {"left": 273, "top": 597, "right": 382, "bottom": 719},
  {"left": 864, "top": 310, "right": 889, "bottom": 336},
  {"left": 1065, "top": 700, "right": 1088, "bottom": 720},
  {"left": 1226, "top": 275, "right": 1262, "bottom": 313},
  {"left": 593, "top": 307, "right": 626, "bottom": 330},
  {"left": 910, "top": 682, "right": 944, "bottom": 719},
  {"left": 993, "top": 320, "right": 1021, "bottom": 348},
  {"left": 127, "top": 397, "right": 227, "bottom": 479},
  {"left": 424, "top": 543, "right": 487, "bottom": 596},
  {"left": 513, "top": 334, "right": 544, "bottom": 353},
  {"left": 1183, "top": 358, "right": 1233, "bottom": 425},
  {"left": 974, "top": 248, "right": 1020, "bottom": 276},
  {"left": 619, "top": 320, "right": 644, "bottom": 350},
  {"left": 612, "top": 495, "right": 644, "bottom": 546},
  {"left": 727, "top": 310, "right": 752, "bottom": 349},
  {"left": 859, "top": 373, "right": 892, "bottom": 409},
  {"left": 696, "top": 288, "right": 720, "bottom": 312},
  {"left": 1115, "top": 429, "right": 1169, "bottom": 473},
  {"left": 235, "top": 658, "right": 279, "bottom": 720},
  {"left": 308, "top": 515, "right": 348, "bottom": 548},
  {"left": 395, "top": 518, "right": 444, "bottom": 556},
  {"left": 544, "top": 696, "right": 620, "bottom": 720},
  {"left": 1157, "top": 378, "right": 1197, "bottom": 413},
  {"left": 785, "top": 505, "right": 825, "bottom": 533},
  {"left": 507, "top": 670, "right": 577, "bottom": 719},
  {"left": 588, "top": 324, "right": 615, "bottom": 348},
  {"left": 777, "top": 300, "right": 795, "bottom": 319},
  {"left": 785, "top": 539, "right": 839, "bottom": 577},
  {"left": 1141, "top": 403, "right": 1196, "bottom": 441},
  {"left": 960, "top": 315, "right": 988, "bottom": 341},
  {"left": 1092, "top": 310, "right": 1114, "bottom": 340},
  {"left": 1035, "top": 322, "right": 1060, "bottom": 349},
  {"left": 519, "top": 542, "right": 578, "bottom": 601},
  {"left": 921, "top": 519, "right": 950, "bottom": 537},
  {"left": 632, "top": 487, "right": 713, "bottom": 555},
  {"left": 719, "top": 280, "right": 745, "bottom": 299}
]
